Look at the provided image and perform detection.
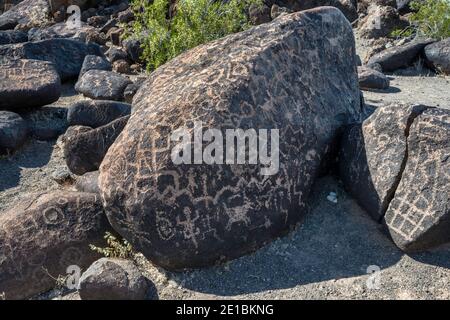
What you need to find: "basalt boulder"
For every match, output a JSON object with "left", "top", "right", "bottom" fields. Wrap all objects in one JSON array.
[
  {"left": 0, "top": 0, "right": 50, "bottom": 30},
  {"left": 67, "top": 100, "right": 131, "bottom": 128},
  {"left": 78, "top": 55, "right": 112, "bottom": 79},
  {"left": 339, "top": 104, "right": 428, "bottom": 221},
  {"left": 357, "top": 66, "right": 390, "bottom": 90},
  {"left": 0, "top": 191, "right": 109, "bottom": 300},
  {"left": 367, "top": 39, "right": 435, "bottom": 72},
  {"left": 424, "top": 38, "right": 450, "bottom": 75},
  {"left": 63, "top": 115, "right": 130, "bottom": 175},
  {"left": 0, "top": 38, "right": 103, "bottom": 81},
  {"left": 0, "top": 110, "right": 28, "bottom": 153},
  {"left": 99, "top": 8, "right": 362, "bottom": 270},
  {"left": 384, "top": 108, "right": 450, "bottom": 252},
  {"left": 0, "top": 59, "right": 61, "bottom": 110},
  {"left": 0, "top": 30, "right": 27, "bottom": 45},
  {"left": 75, "top": 70, "right": 132, "bottom": 101}
]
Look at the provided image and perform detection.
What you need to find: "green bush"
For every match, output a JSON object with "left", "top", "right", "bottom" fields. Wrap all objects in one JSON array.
[
  {"left": 391, "top": 0, "right": 450, "bottom": 39},
  {"left": 126, "top": 0, "right": 263, "bottom": 71}
]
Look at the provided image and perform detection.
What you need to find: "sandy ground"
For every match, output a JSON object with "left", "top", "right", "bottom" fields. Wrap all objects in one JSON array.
[{"left": 1, "top": 46, "right": 449, "bottom": 300}]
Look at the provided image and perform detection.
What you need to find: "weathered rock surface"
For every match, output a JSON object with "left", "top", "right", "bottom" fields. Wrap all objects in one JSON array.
[
  {"left": 22, "top": 106, "right": 68, "bottom": 140},
  {"left": 0, "top": 0, "right": 50, "bottom": 30},
  {"left": 249, "top": 2, "right": 271, "bottom": 25},
  {"left": 0, "top": 59, "right": 61, "bottom": 110},
  {"left": 357, "top": 66, "right": 390, "bottom": 90},
  {"left": 27, "top": 22, "right": 96, "bottom": 42},
  {"left": 0, "top": 191, "right": 109, "bottom": 300},
  {"left": 64, "top": 115, "right": 129, "bottom": 175},
  {"left": 0, "top": 39, "right": 103, "bottom": 80},
  {"left": 424, "top": 38, "right": 450, "bottom": 75},
  {"left": 384, "top": 108, "right": 450, "bottom": 252},
  {"left": 99, "top": 8, "right": 362, "bottom": 270},
  {"left": 75, "top": 70, "right": 132, "bottom": 101},
  {"left": 79, "top": 55, "right": 112, "bottom": 79},
  {"left": 0, "top": 110, "right": 28, "bottom": 153},
  {"left": 339, "top": 104, "right": 428, "bottom": 221},
  {"left": 367, "top": 39, "right": 435, "bottom": 72},
  {"left": 358, "top": 5, "right": 408, "bottom": 39},
  {"left": 75, "top": 171, "right": 100, "bottom": 194},
  {"left": 67, "top": 100, "right": 131, "bottom": 128},
  {"left": 0, "top": 29, "right": 27, "bottom": 45},
  {"left": 78, "top": 258, "right": 151, "bottom": 300}
]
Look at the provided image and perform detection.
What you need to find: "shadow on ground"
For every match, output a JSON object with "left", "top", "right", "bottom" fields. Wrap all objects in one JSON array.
[
  {"left": 171, "top": 177, "right": 449, "bottom": 296},
  {"left": 0, "top": 140, "right": 55, "bottom": 192}
]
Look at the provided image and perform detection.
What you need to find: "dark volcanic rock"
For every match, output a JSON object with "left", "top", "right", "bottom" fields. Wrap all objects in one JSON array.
[
  {"left": 0, "top": 110, "right": 28, "bottom": 153},
  {"left": 75, "top": 171, "right": 100, "bottom": 194},
  {"left": 99, "top": 8, "right": 362, "bottom": 270},
  {"left": 75, "top": 70, "right": 132, "bottom": 101},
  {"left": 123, "top": 78, "right": 145, "bottom": 104},
  {"left": 22, "top": 106, "right": 68, "bottom": 140},
  {"left": 0, "top": 59, "right": 61, "bottom": 110},
  {"left": 79, "top": 55, "right": 112, "bottom": 79},
  {"left": 0, "top": 0, "right": 50, "bottom": 30},
  {"left": 67, "top": 100, "right": 131, "bottom": 128},
  {"left": 0, "top": 191, "right": 109, "bottom": 300},
  {"left": 122, "top": 39, "right": 142, "bottom": 64},
  {"left": 249, "top": 2, "right": 271, "bottom": 25},
  {"left": 78, "top": 258, "right": 151, "bottom": 300},
  {"left": 0, "top": 30, "right": 27, "bottom": 44},
  {"left": 424, "top": 38, "right": 450, "bottom": 75},
  {"left": 367, "top": 39, "right": 435, "bottom": 72},
  {"left": 358, "top": 5, "right": 408, "bottom": 39},
  {"left": 357, "top": 66, "right": 390, "bottom": 90},
  {"left": 384, "top": 108, "right": 450, "bottom": 252},
  {"left": 64, "top": 115, "right": 130, "bottom": 175},
  {"left": 0, "top": 38, "right": 103, "bottom": 81},
  {"left": 339, "top": 104, "right": 428, "bottom": 221},
  {"left": 27, "top": 22, "right": 96, "bottom": 42},
  {"left": 106, "top": 46, "right": 129, "bottom": 63}
]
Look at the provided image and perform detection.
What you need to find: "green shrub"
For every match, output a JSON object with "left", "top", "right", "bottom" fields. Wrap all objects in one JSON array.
[
  {"left": 126, "top": 0, "right": 263, "bottom": 71},
  {"left": 391, "top": 0, "right": 450, "bottom": 39},
  {"left": 89, "top": 232, "right": 134, "bottom": 259}
]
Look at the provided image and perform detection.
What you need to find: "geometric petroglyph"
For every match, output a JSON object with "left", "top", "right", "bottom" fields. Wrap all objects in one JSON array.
[
  {"left": 99, "top": 7, "right": 362, "bottom": 270},
  {"left": 384, "top": 108, "right": 450, "bottom": 251}
]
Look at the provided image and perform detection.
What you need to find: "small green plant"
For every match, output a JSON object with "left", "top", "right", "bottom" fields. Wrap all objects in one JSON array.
[
  {"left": 89, "top": 232, "right": 134, "bottom": 259},
  {"left": 392, "top": 0, "right": 450, "bottom": 39},
  {"left": 42, "top": 267, "right": 69, "bottom": 290},
  {"left": 126, "top": 0, "right": 263, "bottom": 71}
]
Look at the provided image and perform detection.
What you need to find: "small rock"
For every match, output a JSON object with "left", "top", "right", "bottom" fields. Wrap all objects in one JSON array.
[
  {"left": 67, "top": 100, "right": 131, "bottom": 128},
  {"left": 106, "top": 46, "right": 129, "bottom": 63},
  {"left": 79, "top": 55, "right": 112, "bottom": 79},
  {"left": 358, "top": 66, "right": 390, "bottom": 90},
  {"left": 112, "top": 59, "right": 130, "bottom": 74},
  {"left": 249, "top": 3, "right": 271, "bottom": 25},
  {"left": 0, "top": 111, "right": 28, "bottom": 153},
  {"left": 0, "top": 29, "right": 27, "bottom": 44},
  {"left": 78, "top": 258, "right": 152, "bottom": 300}
]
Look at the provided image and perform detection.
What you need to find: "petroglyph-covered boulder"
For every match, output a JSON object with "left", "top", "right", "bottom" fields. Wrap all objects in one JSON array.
[
  {"left": 384, "top": 108, "right": 450, "bottom": 252},
  {"left": 0, "top": 39, "right": 103, "bottom": 81},
  {"left": 0, "top": 191, "right": 109, "bottom": 300},
  {"left": 75, "top": 70, "right": 132, "bottom": 101},
  {"left": 63, "top": 116, "right": 129, "bottom": 175},
  {"left": 339, "top": 104, "right": 428, "bottom": 221},
  {"left": 67, "top": 100, "right": 131, "bottom": 128},
  {"left": 99, "top": 8, "right": 362, "bottom": 270},
  {"left": 424, "top": 38, "right": 450, "bottom": 75},
  {"left": 0, "top": 59, "right": 61, "bottom": 110}
]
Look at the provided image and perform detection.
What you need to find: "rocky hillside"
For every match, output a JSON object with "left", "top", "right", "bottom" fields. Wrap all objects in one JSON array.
[{"left": 0, "top": 0, "right": 449, "bottom": 300}]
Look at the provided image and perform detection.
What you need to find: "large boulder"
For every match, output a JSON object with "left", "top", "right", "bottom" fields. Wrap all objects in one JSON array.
[
  {"left": 99, "top": 8, "right": 362, "bottom": 270},
  {"left": 424, "top": 38, "right": 450, "bottom": 75},
  {"left": 0, "top": 191, "right": 110, "bottom": 300},
  {"left": 367, "top": 39, "right": 435, "bottom": 72},
  {"left": 67, "top": 100, "right": 131, "bottom": 128},
  {"left": 339, "top": 104, "right": 428, "bottom": 221},
  {"left": 63, "top": 115, "right": 130, "bottom": 175},
  {"left": 0, "top": 110, "right": 28, "bottom": 153},
  {"left": 0, "top": 0, "right": 50, "bottom": 30},
  {"left": 75, "top": 70, "right": 132, "bottom": 101},
  {"left": 78, "top": 258, "right": 151, "bottom": 300},
  {"left": 0, "top": 59, "right": 61, "bottom": 110},
  {"left": 384, "top": 108, "right": 450, "bottom": 252},
  {"left": 0, "top": 39, "right": 103, "bottom": 81}
]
